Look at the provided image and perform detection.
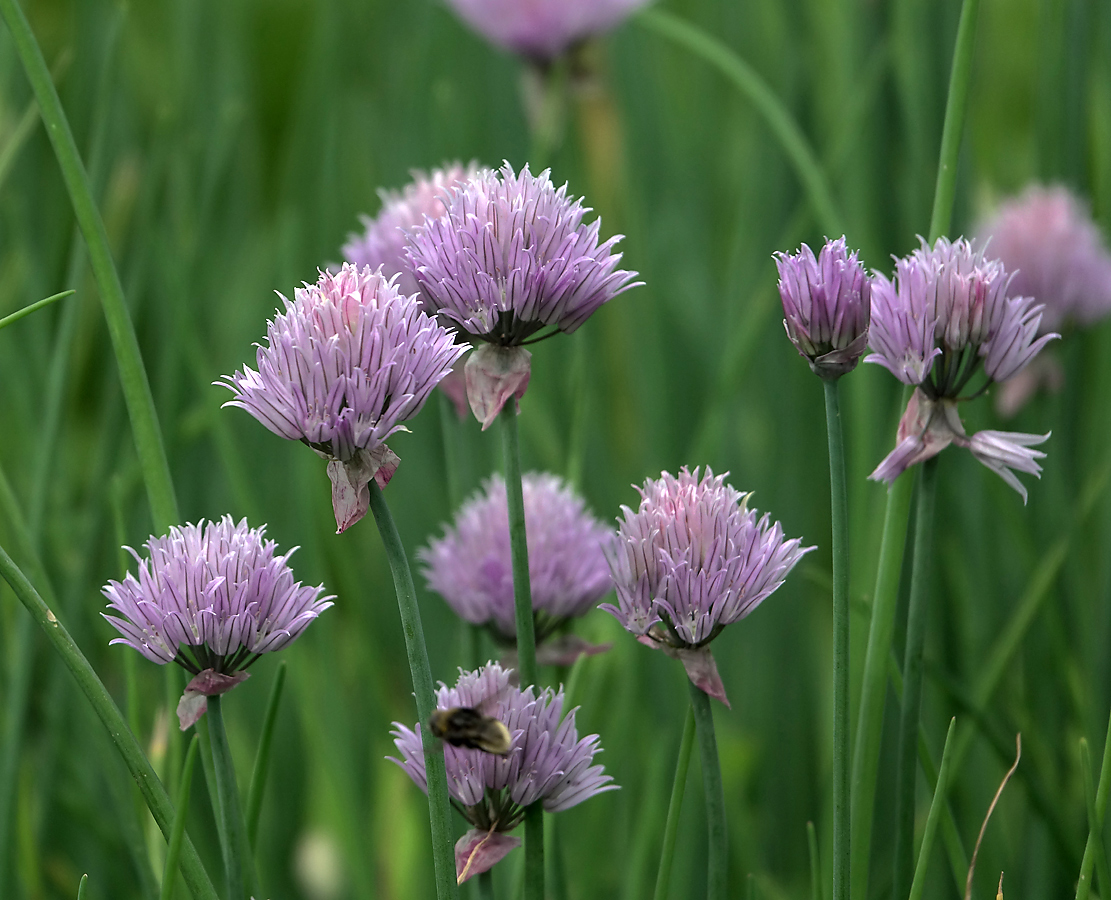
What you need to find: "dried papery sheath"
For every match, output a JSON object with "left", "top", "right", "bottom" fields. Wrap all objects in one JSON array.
[
  {"left": 220, "top": 264, "right": 466, "bottom": 531},
  {"left": 102, "top": 516, "right": 333, "bottom": 728},
  {"left": 444, "top": 0, "right": 652, "bottom": 61},
  {"left": 420, "top": 473, "right": 612, "bottom": 662},
  {"left": 866, "top": 237, "right": 1057, "bottom": 499},
  {"left": 775, "top": 236, "right": 871, "bottom": 379},
  {"left": 389, "top": 663, "right": 616, "bottom": 882},
  {"left": 406, "top": 161, "right": 639, "bottom": 426},
  {"left": 603, "top": 467, "right": 813, "bottom": 705}
]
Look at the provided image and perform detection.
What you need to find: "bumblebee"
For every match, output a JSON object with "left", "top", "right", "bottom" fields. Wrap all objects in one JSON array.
[{"left": 428, "top": 706, "right": 512, "bottom": 756}]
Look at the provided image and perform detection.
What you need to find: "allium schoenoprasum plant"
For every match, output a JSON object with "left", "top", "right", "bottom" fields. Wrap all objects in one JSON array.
[{"left": 3, "top": 1, "right": 1111, "bottom": 899}]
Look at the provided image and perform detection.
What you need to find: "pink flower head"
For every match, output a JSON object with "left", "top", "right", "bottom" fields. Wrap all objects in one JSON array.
[
  {"left": 406, "top": 162, "right": 639, "bottom": 426},
  {"left": 389, "top": 663, "right": 616, "bottom": 882},
  {"left": 444, "top": 0, "right": 651, "bottom": 61},
  {"left": 102, "top": 517, "right": 333, "bottom": 728},
  {"left": 774, "top": 236, "right": 871, "bottom": 379},
  {"left": 220, "top": 264, "right": 466, "bottom": 532},
  {"left": 602, "top": 467, "right": 813, "bottom": 705},
  {"left": 977, "top": 184, "right": 1111, "bottom": 332},
  {"left": 866, "top": 238, "right": 1057, "bottom": 498},
  {"left": 420, "top": 473, "right": 613, "bottom": 644}
]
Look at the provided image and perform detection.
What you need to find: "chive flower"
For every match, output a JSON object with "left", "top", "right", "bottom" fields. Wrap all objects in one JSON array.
[
  {"left": 102, "top": 516, "right": 333, "bottom": 729},
  {"left": 220, "top": 264, "right": 466, "bottom": 531},
  {"left": 866, "top": 237, "right": 1059, "bottom": 501},
  {"left": 443, "top": 0, "right": 651, "bottom": 61},
  {"left": 603, "top": 467, "right": 813, "bottom": 706},
  {"left": 389, "top": 663, "right": 617, "bottom": 882},
  {"left": 774, "top": 236, "right": 871, "bottom": 379},
  {"left": 406, "top": 162, "right": 639, "bottom": 427},
  {"left": 420, "top": 472, "right": 612, "bottom": 664}
]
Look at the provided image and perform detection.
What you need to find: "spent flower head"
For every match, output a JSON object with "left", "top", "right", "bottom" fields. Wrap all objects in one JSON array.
[
  {"left": 406, "top": 161, "right": 639, "bottom": 427},
  {"left": 444, "top": 0, "right": 651, "bottom": 61},
  {"left": 865, "top": 237, "right": 1057, "bottom": 499},
  {"left": 775, "top": 236, "right": 871, "bottom": 379},
  {"left": 102, "top": 516, "right": 333, "bottom": 728},
  {"left": 220, "top": 264, "right": 466, "bottom": 532},
  {"left": 420, "top": 473, "right": 612, "bottom": 660},
  {"left": 389, "top": 662, "right": 616, "bottom": 881},
  {"left": 602, "top": 467, "right": 813, "bottom": 705}
]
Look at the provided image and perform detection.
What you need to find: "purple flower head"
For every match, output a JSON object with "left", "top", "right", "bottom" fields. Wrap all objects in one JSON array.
[
  {"left": 102, "top": 516, "right": 333, "bottom": 728},
  {"left": 342, "top": 163, "right": 482, "bottom": 305},
  {"left": 866, "top": 236, "right": 1058, "bottom": 395},
  {"left": 775, "top": 236, "right": 872, "bottom": 379},
  {"left": 420, "top": 473, "right": 613, "bottom": 647},
  {"left": 977, "top": 184, "right": 1111, "bottom": 333},
  {"left": 602, "top": 467, "right": 813, "bottom": 705},
  {"left": 406, "top": 162, "right": 640, "bottom": 427},
  {"left": 444, "top": 0, "right": 651, "bottom": 61},
  {"left": 389, "top": 663, "right": 617, "bottom": 881},
  {"left": 220, "top": 264, "right": 466, "bottom": 532},
  {"left": 865, "top": 238, "right": 1058, "bottom": 497}
]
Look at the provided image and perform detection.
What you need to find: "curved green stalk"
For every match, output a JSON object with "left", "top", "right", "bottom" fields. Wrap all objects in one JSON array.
[
  {"left": 823, "top": 380, "right": 850, "bottom": 900},
  {"left": 654, "top": 704, "right": 696, "bottom": 900},
  {"left": 0, "top": 290, "right": 73, "bottom": 331},
  {"left": 635, "top": 8, "right": 842, "bottom": 237},
  {"left": 1080, "top": 741, "right": 1111, "bottom": 900},
  {"left": 927, "top": 0, "right": 982, "bottom": 243},
  {"left": 689, "top": 681, "right": 728, "bottom": 900},
  {"left": 76, "top": 873, "right": 89, "bottom": 900},
  {"left": 0, "top": 0, "right": 179, "bottom": 533},
  {"left": 0, "top": 543, "right": 218, "bottom": 900},
  {"left": 206, "top": 696, "right": 256, "bottom": 900},
  {"left": 367, "top": 481, "right": 459, "bottom": 900},
  {"left": 907, "top": 719, "right": 957, "bottom": 900},
  {"left": 892, "top": 458, "right": 940, "bottom": 900},
  {"left": 1077, "top": 708, "right": 1111, "bottom": 900},
  {"left": 246, "top": 661, "right": 286, "bottom": 847},
  {"left": 161, "top": 736, "right": 200, "bottom": 900}
]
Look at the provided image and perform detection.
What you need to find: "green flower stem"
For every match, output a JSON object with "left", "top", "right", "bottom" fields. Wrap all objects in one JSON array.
[
  {"left": 1077, "top": 708, "right": 1111, "bottom": 900},
  {"left": 848, "top": 428, "right": 914, "bottom": 900},
  {"left": 367, "top": 481, "right": 459, "bottom": 900},
  {"left": 500, "top": 401, "right": 538, "bottom": 689},
  {"left": 907, "top": 719, "right": 957, "bottom": 900},
  {"left": 927, "top": 0, "right": 982, "bottom": 244},
  {"left": 0, "top": 542, "right": 218, "bottom": 900},
  {"left": 689, "top": 680, "right": 728, "bottom": 900},
  {"left": 635, "top": 8, "right": 842, "bottom": 237},
  {"left": 246, "top": 661, "right": 287, "bottom": 848},
  {"left": 654, "top": 703, "right": 696, "bottom": 900},
  {"left": 0, "top": 0, "right": 179, "bottom": 533},
  {"left": 207, "top": 695, "right": 256, "bottom": 900},
  {"left": 823, "top": 379, "right": 850, "bottom": 900},
  {"left": 524, "top": 804, "right": 545, "bottom": 900},
  {"left": 807, "top": 822, "right": 821, "bottom": 900},
  {"left": 1081, "top": 740, "right": 1111, "bottom": 900},
  {"left": 0, "top": 290, "right": 73, "bottom": 331},
  {"left": 476, "top": 869, "right": 496, "bottom": 900},
  {"left": 161, "top": 736, "right": 200, "bottom": 900},
  {"left": 891, "top": 457, "right": 940, "bottom": 900}
]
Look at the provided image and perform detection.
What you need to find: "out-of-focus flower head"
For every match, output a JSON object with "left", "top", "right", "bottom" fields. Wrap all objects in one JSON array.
[
  {"left": 420, "top": 473, "right": 612, "bottom": 665},
  {"left": 342, "top": 163, "right": 482, "bottom": 419},
  {"left": 865, "top": 237, "right": 1058, "bottom": 499},
  {"left": 977, "top": 184, "right": 1111, "bottom": 333},
  {"left": 406, "top": 162, "right": 640, "bottom": 428},
  {"left": 775, "top": 236, "right": 872, "bottom": 380},
  {"left": 976, "top": 185, "right": 1111, "bottom": 416},
  {"left": 602, "top": 467, "right": 813, "bottom": 706},
  {"left": 220, "top": 264, "right": 466, "bottom": 532},
  {"left": 389, "top": 663, "right": 617, "bottom": 882},
  {"left": 102, "top": 516, "right": 333, "bottom": 729},
  {"left": 444, "top": 0, "right": 651, "bottom": 62}
]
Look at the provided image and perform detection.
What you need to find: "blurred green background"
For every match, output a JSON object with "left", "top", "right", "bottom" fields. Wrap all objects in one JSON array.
[{"left": 1, "top": 0, "right": 1110, "bottom": 897}]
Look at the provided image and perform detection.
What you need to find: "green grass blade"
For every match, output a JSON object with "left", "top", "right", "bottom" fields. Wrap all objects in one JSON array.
[
  {"left": 246, "top": 661, "right": 287, "bottom": 848},
  {"left": 907, "top": 719, "right": 957, "bottom": 900},
  {"left": 161, "top": 736, "right": 201, "bottom": 900},
  {"left": 0, "top": 290, "right": 73, "bottom": 331}
]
